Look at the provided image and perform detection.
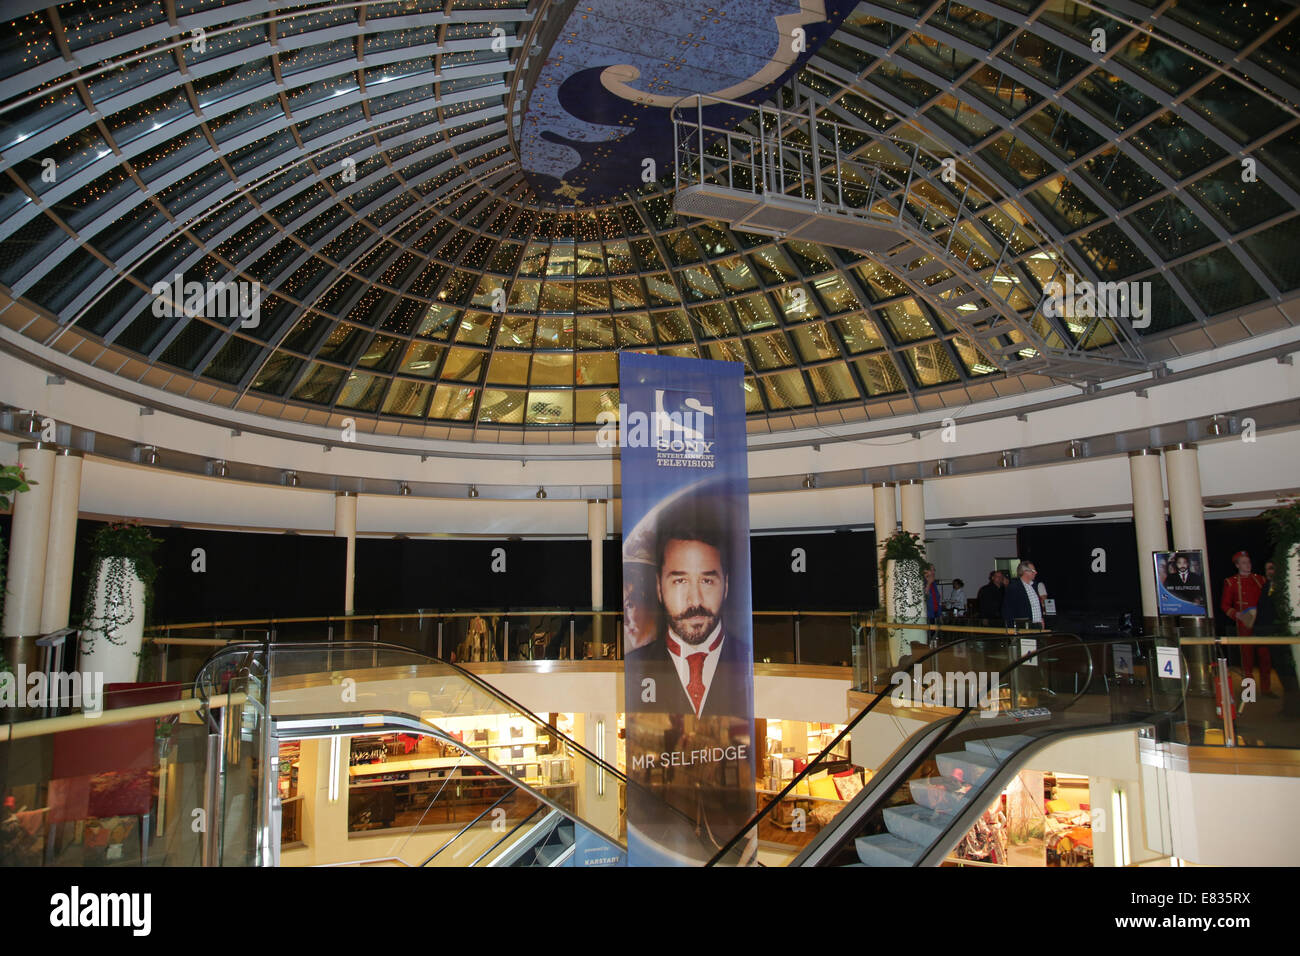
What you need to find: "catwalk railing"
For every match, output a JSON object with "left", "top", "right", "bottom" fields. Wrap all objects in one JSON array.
[{"left": 669, "top": 93, "right": 1151, "bottom": 382}]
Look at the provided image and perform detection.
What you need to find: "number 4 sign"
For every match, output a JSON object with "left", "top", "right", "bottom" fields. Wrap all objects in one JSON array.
[{"left": 1156, "top": 646, "right": 1182, "bottom": 680}]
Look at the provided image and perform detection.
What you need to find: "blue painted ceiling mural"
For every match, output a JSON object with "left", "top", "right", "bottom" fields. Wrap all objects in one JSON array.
[{"left": 519, "top": 0, "right": 858, "bottom": 203}]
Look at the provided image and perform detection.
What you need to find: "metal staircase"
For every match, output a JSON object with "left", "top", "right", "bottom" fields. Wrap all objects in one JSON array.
[{"left": 670, "top": 93, "right": 1153, "bottom": 384}]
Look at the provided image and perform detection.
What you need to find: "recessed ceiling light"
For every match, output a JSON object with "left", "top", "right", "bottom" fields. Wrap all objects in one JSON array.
[
  {"left": 1072, "top": 512, "right": 1096, "bottom": 519},
  {"left": 947, "top": 520, "right": 968, "bottom": 527},
  {"left": 1205, "top": 499, "right": 1233, "bottom": 509}
]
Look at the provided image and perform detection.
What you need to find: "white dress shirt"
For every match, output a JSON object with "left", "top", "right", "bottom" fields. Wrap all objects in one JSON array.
[
  {"left": 1021, "top": 579, "right": 1043, "bottom": 624},
  {"left": 667, "top": 622, "right": 724, "bottom": 717}
]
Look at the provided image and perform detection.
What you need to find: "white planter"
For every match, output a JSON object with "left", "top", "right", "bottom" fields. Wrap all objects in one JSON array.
[
  {"left": 79, "top": 557, "right": 146, "bottom": 685},
  {"left": 885, "top": 558, "right": 925, "bottom": 666}
]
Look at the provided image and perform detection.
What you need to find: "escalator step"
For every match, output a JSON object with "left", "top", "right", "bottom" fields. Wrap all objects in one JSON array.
[
  {"left": 909, "top": 776, "right": 970, "bottom": 814},
  {"left": 883, "top": 804, "right": 951, "bottom": 846},
  {"left": 935, "top": 748, "right": 1000, "bottom": 785},
  {"left": 965, "top": 734, "right": 1035, "bottom": 761},
  {"left": 854, "top": 833, "right": 925, "bottom": 867},
  {"left": 535, "top": 845, "right": 565, "bottom": 866}
]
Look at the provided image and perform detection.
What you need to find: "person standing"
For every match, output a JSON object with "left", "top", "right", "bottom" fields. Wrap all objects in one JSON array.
[
  {"left": 1256, "top": 560, "right": 1298, "bottom": 715},
  {"left": 1003, "top": 561, "right": 1043, "bottom": 627},
  {"left": 977, "top": 571, "right": 1005, "bottom": 623},
  {"left": 1221, "top": 551, "right": 1272, "bottom": 697},
  {"left": 948, "top": 578, "right": 967, "bottom": 618},
  {"left": 924, "top": 566, "right": 942, "bottom": 625}
]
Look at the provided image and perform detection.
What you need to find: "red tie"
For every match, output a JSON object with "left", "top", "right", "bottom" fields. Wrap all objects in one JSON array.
[
  {"left": 685, "top": 652, "right": 707, "bottom": 715},
  {"left": 666, "top": 632, "right": 723, "bottom": 716}
]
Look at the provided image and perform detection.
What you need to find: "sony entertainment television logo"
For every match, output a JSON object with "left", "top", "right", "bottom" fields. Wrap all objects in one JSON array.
[
  {"left": 597, "top": 389, "right": 717, "bottom": 468},
  {"left": 1041, "top": 275, "right": 1151, "bottom": 329}
]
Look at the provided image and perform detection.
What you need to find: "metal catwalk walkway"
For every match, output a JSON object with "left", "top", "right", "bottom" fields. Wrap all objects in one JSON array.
[{"left": 670, "top": 93, "right": 1153, "bottom": 384}]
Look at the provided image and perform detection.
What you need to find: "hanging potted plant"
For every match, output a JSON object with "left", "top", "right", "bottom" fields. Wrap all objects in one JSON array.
[
  {"left": 1263, "top": 498, "right": 1300, "bottom": 638},
  {"left": 79, "top": 520, "right": 161, "bottom": 684},
  {"left": 881, "top": 530, "right": 931, "bottom": 665}
]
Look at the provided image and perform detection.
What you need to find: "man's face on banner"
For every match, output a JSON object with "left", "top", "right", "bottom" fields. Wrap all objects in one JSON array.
[
  {"left": 657, "top": 538, "right": 728, "bottom": 645},
  {"left": 1176, "top": 555, "right": 1190, "bottom": 574}
]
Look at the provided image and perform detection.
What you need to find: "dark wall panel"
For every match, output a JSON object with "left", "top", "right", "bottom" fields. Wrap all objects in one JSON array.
[
  {"left": 750, "top": 530, "right": 877, "bottom": 611},
  {"left": 69, "top": 522, "right": 346, "bottom": 623},
  {"left": 355, "top": 538, "right": 590, "bottom": 610}
]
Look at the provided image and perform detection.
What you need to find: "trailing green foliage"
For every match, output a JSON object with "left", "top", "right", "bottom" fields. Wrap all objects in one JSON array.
[
  {"left": 1263, "top": 498, "right": 1300, "bottom": 635},
  {"left": 80, "top": 521, "right": 162, "bottom": 652},
  {"left": 881, "top": 529, "right": 932, "bottom": 573}
]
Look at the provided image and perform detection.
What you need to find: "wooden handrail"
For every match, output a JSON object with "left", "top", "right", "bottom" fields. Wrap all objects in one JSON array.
[{"left": 0, "top": 691, "right": 247, "bottom": 741}]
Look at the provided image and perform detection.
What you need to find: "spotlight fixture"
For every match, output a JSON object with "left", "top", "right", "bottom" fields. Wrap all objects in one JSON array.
[
  {"left": 536, "top": 487, "right": 547, "bottom": 499},
  {"left": 935, "top": 459, "right": 950, "bottom": 476},
  {"left": 1207, "top": 415, "right": 1226, "bottom": 436},
  {"left": 1205, "top": 499, "right": 1233, "bottom": 509},
  {"left": 212, "top": 459, "right": 229, "bottom": 478},
  {"left": 1067, "top": 440, "right": 1086, "bottom": 459},
  {"left": 1072, "top": 512, "right": 1097, "bottom": 519},
  {"left": 947, "top": 520, "right": 968, "bottom": 527},
  {"left": 399, "top": 482, "right": 411, "bottom": 496},
  {"left": 468, "top": 485, "right": 479, "bottom": 499},
  {"left": 284, "top": 470, "right": 300, "bottom": 487},
  {"left": 802, "top": 474, "right": 816, "bottom": 489},
  {"left": 999, "top": 451, "right": 1016, "bottom": 469},
  {"left": 138, "top": 445, "right": 159, "bottom": 465}
]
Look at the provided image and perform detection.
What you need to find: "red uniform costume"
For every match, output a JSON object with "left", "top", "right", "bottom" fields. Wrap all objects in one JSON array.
[{"left": 1221, "top": 571, "right": 1270, "bottom": 692}]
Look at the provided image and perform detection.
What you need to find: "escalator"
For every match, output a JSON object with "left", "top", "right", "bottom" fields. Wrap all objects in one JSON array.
[
  {"left": 710, "top": 633, "right": 1187, "bottom": 867},
  {"left": 195, "top": 640, "right": 633, "bottom": 867}
]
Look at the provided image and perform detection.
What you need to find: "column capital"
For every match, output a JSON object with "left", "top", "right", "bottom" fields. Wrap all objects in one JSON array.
[
  {"left": 1127, "top": 448, "right": 1162, "bottom": 458},
  {"left": 335, "top": 490, "right": 356, "bottom": 497},
  {"left": 897, "top": 478, "right": 923, "bottom": 486},
  {"left": 871, "top": 480, "right": 897, "bottom": 488},
  {"left": 17, "top": 441, "right": 57, "bottom": 452},
  {"left": 1161, "top": 442, "right": 1198, "bottom": 452}
]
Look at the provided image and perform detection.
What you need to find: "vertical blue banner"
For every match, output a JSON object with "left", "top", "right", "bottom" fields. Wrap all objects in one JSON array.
[{"left": 618, "top": 353, "right": 756, "bottom": 866}]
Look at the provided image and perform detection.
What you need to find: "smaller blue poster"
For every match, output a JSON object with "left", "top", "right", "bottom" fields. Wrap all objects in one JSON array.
[
  {"left": 1154, "top": 550, "right": 1209, "bottom": 616},
  {"left": 572, "top": 824, "right": 626, "bottom": 867}
]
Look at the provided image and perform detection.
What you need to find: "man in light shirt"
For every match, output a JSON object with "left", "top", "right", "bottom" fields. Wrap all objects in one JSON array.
[{"left": 1002, "top": 560, "right": 1044, "bottom": 626}]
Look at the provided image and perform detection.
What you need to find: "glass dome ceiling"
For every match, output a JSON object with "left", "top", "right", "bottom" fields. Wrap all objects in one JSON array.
[{"left": 0, "top": 0, "right": 1297, "bottom": 442}]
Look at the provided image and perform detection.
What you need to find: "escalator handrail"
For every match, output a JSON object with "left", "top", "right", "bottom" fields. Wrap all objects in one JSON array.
[
  {"left": 706, "top": 627, "right": 1088, "bottom": 865},
  {"left": 209, "top": 639, "right": 631, "bottom": 785},
  {"left": 797, "top": 636, "right": 1189, "bottom": 867},
  {"left": 421, "top": 787, "right": 516, "bottom": 866}
]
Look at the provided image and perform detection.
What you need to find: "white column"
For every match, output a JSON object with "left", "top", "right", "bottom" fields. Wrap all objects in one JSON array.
[
  {"left": 1128, "top": 449, "right": 1168, "bottom": 620},
  {"left": 588, "top": 499, "right": 606, "bottom": 611},
  {"left": 872, "top": 482, "right": 897, "bottom": 603},
  {"left": 588, "top": 499, "right": 607, "bottom": 653},
  {"left": 334, "top": 492, "right": 357, "bottom": 615},
  {"left": 39, "top": 448, "right": 84, "bottom": 632},
  {"left": 899, "top": 479, "right": 925, "bottom": 544},
  {"left": 3, "top": 442, "right": 56, "bottom": 637},
  {"left": 1164, "top": 444, "right": 1208, "bottom": 557}
]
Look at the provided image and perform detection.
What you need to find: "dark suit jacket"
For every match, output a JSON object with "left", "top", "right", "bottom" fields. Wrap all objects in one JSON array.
[
  {"left": 977, "top": 583, "right": 1005, "bottom": 620},
  {"left": 625, "top": 626, "right": 752, "bottom": 719},
  {"left": 1002, "top": 579, "right": 1040, "bottom": 624}
]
